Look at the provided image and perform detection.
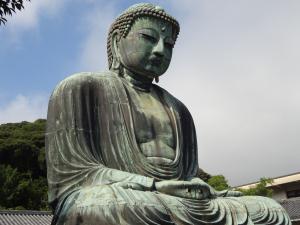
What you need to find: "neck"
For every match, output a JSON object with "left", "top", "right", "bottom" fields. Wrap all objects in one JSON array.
[{"left": 123, "top": 68, "right": 153, "bottom": 92}]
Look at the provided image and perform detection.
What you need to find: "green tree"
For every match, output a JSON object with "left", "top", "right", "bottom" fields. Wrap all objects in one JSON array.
[
  {"left": 237, "top": 178, "right": 273, "bottom": 197},
  {"left": 0, "top": 0, "right": 30, "bottom": 25},
  {"left": 0, "top": 165, "right": 48, "bottom": 210},
  {"left": 207, "top": 175, "right": 230, "bottom": 191},
  {"left": 206, "top": 174, "right": 273, "bottom": 198},
  {"left": 0, "top": 119, "right": 49, "bottom": 210}
]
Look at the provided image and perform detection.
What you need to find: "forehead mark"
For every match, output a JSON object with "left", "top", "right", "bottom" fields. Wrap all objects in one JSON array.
[{"left": 161, "top": 26, "right": 166, "bottom": 32}]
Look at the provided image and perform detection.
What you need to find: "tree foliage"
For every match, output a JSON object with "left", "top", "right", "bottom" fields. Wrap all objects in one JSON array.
[
  {"left": 0, "top": 0, "right": 30, "bottom": 25},
  {"left": 205, "top": 173, "right": 273, "bottom": 198},
  {"left": 207, "top": 175, "right": 230, "bottom": 191},
  {"left": 237, "top": 178, "right": 273, "bottom": 197},
  {"left": 0, "top": 119, "right": 49, "bottom": 210}
]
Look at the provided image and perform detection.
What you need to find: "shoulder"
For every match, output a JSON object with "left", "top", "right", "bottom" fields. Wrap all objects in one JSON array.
[
  {"left": 50, "top": 71, "right": 120, "bottom": 98},
  {"left": 56, "top": 71, "right": 117, "bottom": 87}
]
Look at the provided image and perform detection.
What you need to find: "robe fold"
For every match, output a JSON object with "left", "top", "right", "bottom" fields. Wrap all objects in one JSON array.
[{"left": 46, "top": 72, "right": 291, "bottom": 225}]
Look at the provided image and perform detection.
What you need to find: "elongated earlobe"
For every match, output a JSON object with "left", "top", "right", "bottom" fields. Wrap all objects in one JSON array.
[
  {"left": 111, "top": 31, "right": 123, "bottom": 74},
  {"left": 111, "top": 57, "right": 121, "bottom": 71}
]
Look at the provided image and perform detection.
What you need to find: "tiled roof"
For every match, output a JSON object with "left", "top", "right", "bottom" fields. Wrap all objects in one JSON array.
[
  {"left": 0, "top": 210, "right": 52, "bottom": 225},
  {"left": 279, "top": 197, "right": 300, "bottom": 221}
]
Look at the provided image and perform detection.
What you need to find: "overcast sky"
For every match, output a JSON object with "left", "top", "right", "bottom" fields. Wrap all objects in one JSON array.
[{"left": 0, "top": 0, "right": 299, "bottom": 186}]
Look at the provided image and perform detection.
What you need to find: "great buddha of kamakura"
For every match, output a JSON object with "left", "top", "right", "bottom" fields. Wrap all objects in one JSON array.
[{"left": 46, "top": 3, "right": 291, "bottom": 225}]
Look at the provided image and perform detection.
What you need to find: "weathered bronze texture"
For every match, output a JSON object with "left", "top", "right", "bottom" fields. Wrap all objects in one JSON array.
[{"left": 46, "top": 3, "right": 291, "bottom": 225}]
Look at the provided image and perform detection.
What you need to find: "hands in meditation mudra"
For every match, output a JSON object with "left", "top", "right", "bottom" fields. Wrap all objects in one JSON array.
[{"left": 46, "top": 3, "right": 291, "bottom": 225}]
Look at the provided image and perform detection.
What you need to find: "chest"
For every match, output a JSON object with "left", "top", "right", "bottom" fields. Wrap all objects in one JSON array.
[{"left": 129, "top": 88, "right": 175, "bottom": 147}]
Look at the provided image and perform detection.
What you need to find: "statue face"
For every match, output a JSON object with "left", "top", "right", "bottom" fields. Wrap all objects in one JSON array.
[{"left": 118, "top": 17, "right": 175, "bottom": 79}]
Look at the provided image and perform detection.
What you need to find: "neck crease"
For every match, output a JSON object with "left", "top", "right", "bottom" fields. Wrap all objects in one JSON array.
[{"left": 123, "top": 69, "right": 153, "bottom": 92}]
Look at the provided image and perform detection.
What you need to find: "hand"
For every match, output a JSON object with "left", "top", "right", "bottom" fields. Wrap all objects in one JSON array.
[
  {"left": 215, "top": 189, "right": 243, "bottom": 197},
  {"left": 186, "top": 178, "right": 244, "bottom": 198},
  {"left": 155, "top": 178, "right": 211, "bottom": 200},
  {"left": 112, "top": 182, "right": 146, "bottom": 191}
]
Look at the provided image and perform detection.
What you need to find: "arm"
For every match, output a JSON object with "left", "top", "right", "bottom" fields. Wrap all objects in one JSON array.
[{"left": 46, "top": 73, "right": 155, "bottom": 208}]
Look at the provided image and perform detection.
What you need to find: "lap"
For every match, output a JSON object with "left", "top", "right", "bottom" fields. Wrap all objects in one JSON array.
[
  {"left": 59, "top": 185, "right": 171, "bottom": 225},
  {"left": 56, "top": 185, "right": 290, "bottom": 225}
]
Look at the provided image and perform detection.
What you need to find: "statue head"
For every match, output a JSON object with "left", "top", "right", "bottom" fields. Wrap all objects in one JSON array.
[{"left": 107, "top": 3, "right": 180, "bottom": 80}]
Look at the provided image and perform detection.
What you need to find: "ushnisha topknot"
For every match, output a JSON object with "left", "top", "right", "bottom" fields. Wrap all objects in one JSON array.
[{"left": 107, "top": 3, "right": 180, "bottom": 69}]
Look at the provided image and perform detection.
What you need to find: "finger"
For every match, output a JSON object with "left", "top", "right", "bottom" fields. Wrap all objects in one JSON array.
[
  {"left": 227, "top": 190, "right": 243, "bottom": 197},
  {"left": 172, "top": 188, "right": 194, "bottom": 199},
  {"left": 192, "top": 189, "right": 198, "bottom": 200},
  {"left": 183, "top": 181, "right": 210, "bottom": 191},
  {"left": 158, "top": 180, "right": 188, "bottom": 190},
  {"left": 114, "top": 182, "right": 144, "bottom": 191},
  {"left": 185, "top": 188, "right": 202, "bottom": 200},
  {"left": 195, "top": 189, "right": 203, "bottom": 200}
]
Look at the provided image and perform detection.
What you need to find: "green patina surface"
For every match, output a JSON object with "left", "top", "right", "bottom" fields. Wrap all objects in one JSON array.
[{"left": 46, "top": 3, "right": 291, "bottom": 225}]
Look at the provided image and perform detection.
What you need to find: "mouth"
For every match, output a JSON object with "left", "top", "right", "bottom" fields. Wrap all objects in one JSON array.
[{"left": 149, "top": 57, "right": 163, "bottom": 66}]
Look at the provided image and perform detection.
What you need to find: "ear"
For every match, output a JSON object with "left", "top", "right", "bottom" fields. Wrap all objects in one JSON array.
[{"left": 111, "top": 30, "right": 121, "bottom": 62}]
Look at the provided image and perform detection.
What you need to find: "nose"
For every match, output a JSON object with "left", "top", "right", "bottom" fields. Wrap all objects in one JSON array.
[{"left": 152, "top": 38, "right": 164, "bottom": 57}]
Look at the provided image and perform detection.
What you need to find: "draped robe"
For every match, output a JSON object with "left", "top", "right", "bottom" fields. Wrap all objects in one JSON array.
[{"left": 46, "top": 72, "right": 291, "bottom": 225}]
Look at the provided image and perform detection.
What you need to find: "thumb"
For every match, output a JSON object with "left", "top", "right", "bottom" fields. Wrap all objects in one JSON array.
[{"left": 112, "top": 182, "right": 145, "bottom": 191}]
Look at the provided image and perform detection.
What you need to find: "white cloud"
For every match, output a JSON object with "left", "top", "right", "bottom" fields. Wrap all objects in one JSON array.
[
  {"left": 4, "top": 0, "right": 65, "bottom": 35},
  {"left": 0, "top": 95, "right": 48, "bottom": 124},
  {"left": 78, "top": 3, "right": 117, "bottom": 71}
]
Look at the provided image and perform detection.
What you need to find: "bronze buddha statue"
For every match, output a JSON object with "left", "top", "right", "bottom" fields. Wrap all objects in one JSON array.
[{"left": 46, "top": 3, "right": 291, "bottom": 225}]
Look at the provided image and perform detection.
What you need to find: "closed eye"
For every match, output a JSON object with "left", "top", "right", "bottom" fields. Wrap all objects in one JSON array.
[{"left": 140, "top": 33, "right": 157, "bottom": 43}]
